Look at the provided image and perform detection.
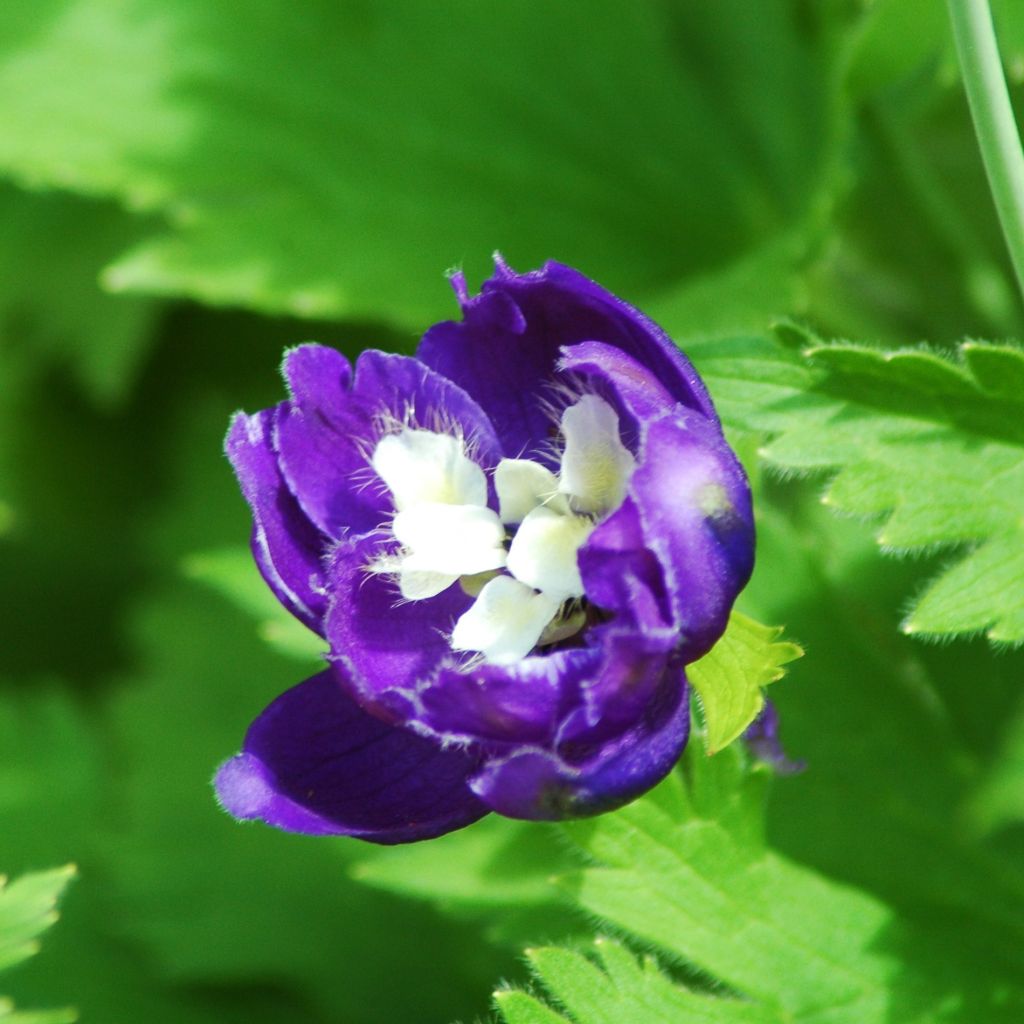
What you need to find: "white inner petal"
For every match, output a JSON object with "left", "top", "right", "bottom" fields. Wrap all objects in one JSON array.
[
  {"left": 396, "top": 564, "right": 459, "bottom": 601},
  {"left": 494, "top": 458, "right": 566, "bottom": 524},
  {"left": 557, "top": 395, "right": 635, "bottom": 515},
  {"left": 372, "top": 428, "right": 486, "bottom": 511},
  {"left": 506, "top": 505, "right": 592, "bottom": 599},
  {"left": 392, "top": 502, "right": 507, "bottom": 577},
  {"left": 451, "top": 576, "right": 563, "bottom": 665},
  {"left": 368, "top": 403, "right": 636, "bottom": 664}
]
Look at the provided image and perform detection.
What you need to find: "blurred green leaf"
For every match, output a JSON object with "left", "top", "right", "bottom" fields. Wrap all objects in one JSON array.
[
  {"left": 965, "top": 691, "right": 1024, "bottom": 836},
  {"left": 0, "top": 0, "right": 842, "bottom": 325},
  {"left": 688, "top": 611, "right": 802, "bottom": 754},
  {"left": 0, "top": 867, "right": 75, "bottom": 1024},
  {"left": 812, "top": 33, "right": 1024, "bottom": 346},
  {"left": 0, "top": 184, "right": 158, "bottom": 405},
  {"left": 104, "top": 572, "right": 514, "bottom": 1022},
  {"left": 0, "top": 688, "right": 298, "bottom": 1023},
  {"left": 0, "top": 691, "right": 101, "bottom": 871},
  {"left": 353, "top": 816, "right": 567, "bottom": 910},
  {"left": 352, "top": 814, "right": 576, "bottom": 948},
  {"left": 184, "top": 547, "right": 325, "bottom": 663}
]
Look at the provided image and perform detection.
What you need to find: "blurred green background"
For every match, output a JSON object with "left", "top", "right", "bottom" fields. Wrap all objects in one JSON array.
[{"left": 3, "top": 1, "right": 1024, "bottom": 1021}]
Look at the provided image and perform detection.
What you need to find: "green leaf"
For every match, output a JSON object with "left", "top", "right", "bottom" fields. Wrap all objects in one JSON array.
[
  {"left": 0, "top": 1005, "right": 76, "bottom": 1024},
  {"left": 104, "top": 570, "right": 514, "bottom": 1022},
  {"left": 645, "top": 230, "right": 814, "bottom": 344},
  {"left": 0, "top": 867, "right": 75, "bottom": 1024},
  {"left": 495, "top": 989, "right": 570, "bottom": 1024},
  {"left": 0, "top": 868, "right": 74, "bottom": 975},
  {"left": 0, "top": 0, "right": 841, "bottom": 326},
  {"left": 0, "top": 184, "right": 158, "bottom": 406},
  {"left": 737, "top": 497, "right": 1024, "bottom": 966},
  {"left": 691, "top": 331, "right": 1024, "bottom": 645},
  {"left": 965, "top": 690, "right": 1024, "bottom": 835},
  {"left": 352, "top": 815, "right": 576, "bottom": 948},
  {"left": 688, "top": 611, "right": 802, "bottom": 754},
  {"left": 556, "top": 747, "right": 1024, "bottom": 1023},
  {"left": 183, "top": 547, "right": 325, "bottom": 663},
  {"left": 497, "top": 939, "right": 777, "bottom": 1024},
  {"left": 352, "top": 816, "right": 567, "bottom": 910}
]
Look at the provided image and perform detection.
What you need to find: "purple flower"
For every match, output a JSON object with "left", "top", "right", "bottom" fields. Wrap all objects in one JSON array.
[
  {"left": 744, "top": 702, "right": 805, "bottom": 776},
  {"left": 215, "top": 259, "right": 754, "bottom": 842}
]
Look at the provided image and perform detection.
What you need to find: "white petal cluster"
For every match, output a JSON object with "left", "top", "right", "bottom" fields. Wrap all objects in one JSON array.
[
  {"left": 371, "top": 429, "right": 506, "bottom": 600},
  {"left": 371, "top": 396, "right": 635, "bottom": 665}
]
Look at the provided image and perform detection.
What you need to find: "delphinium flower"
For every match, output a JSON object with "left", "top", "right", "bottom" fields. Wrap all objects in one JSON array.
[{"left": 215, "top": 258, "right": 754, "bottom": 843}]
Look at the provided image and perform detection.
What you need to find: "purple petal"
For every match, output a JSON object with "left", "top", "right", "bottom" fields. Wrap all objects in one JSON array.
[
  {"left": 225, "top": 409, "right": 327, "bottom": 633},
  {"left": 559, "top": 340, "right": 682, "bottom": 439},
  {"left": 469, "top": 671, "right": 690, "bottom": 821},
  {"left": 418, "top": 258, "right": 716, "bottom": 458},
  {"left": 324, "top": 535, "right": 472, "bottom": 723},
  {"left": 276, "top": 347, "right": 504, "bottom": 538},
  {"left": 744, "top": 701, "right": 805, "bottom": 775},
  {"left": 214, "top": 669, "right": 487, "bottom": 843},
  {"left": 415, "top": 647, "right": 599, "bottom": 748},
  {"left": 629, "top": 410, "right": 754, "bottom": 661},
  {"left": 281, "top": 342, "right": 354, "bottom": 413},
  {"left": 276, "top": 345, "right": 384, "bottom": 537},
  {"left": 558, "top": 626, "right": 677, "bottom": 747},
  {"left": 578, "top": 497, "right": 672, "bottom": 632}
]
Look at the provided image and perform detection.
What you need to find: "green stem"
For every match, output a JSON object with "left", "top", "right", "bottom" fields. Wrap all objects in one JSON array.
[{"left": 947, "top": 0, "right": 1024, "bottom": 306}]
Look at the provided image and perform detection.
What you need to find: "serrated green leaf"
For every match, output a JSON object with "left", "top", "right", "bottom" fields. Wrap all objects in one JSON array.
[
  {"left": 691, "top": 332, "right": 1024, "bottom": 645},
  {"left": 505, "top": 940, "right": 777, "bottom": 1024},
  {"left": 184, "top": 547, "right": 325, "bottom": 663},
  {"left": 737, "top": 498, "right": 1024, "bottom": 978},
  {"left": 0, "top": 868, "right": 75, "bottom": 1024},
  {"left": 0, "top": 868, "right": 74, "bottom": 975},
  {"left": 495, "top": 989, "right": 570, "bottom": 1024},
  {"left": 556, "top": 750, "right": 1024, "bottom": 1023},
  {"left": 0, "top": 1, "right": 840, "bottom": 326},
  {"left": 688, "top": 611, "right": 802, "bottom": 754}
]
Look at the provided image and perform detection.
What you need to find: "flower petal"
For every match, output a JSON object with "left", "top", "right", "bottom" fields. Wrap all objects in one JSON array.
[
  {"left": 558, "top": 394, "right": 635, "bottom": 515},
  {"left": 215, "top": 670, "right": 487, "bottom": 843},
  {"left": 392, "top": 502, "right": 507, "bottom": 578},
  {"left": 225, "top": 409, "right": 327, "bottom": 633},
  {"left": 418, "top": 259, "right": 716, "bottom": 458},
  {"left": 629, "top": 411, "right": 755, "bottom": 660},
  {"left": 372, "top": 429, "right": 488, "bottom": 511},
  {"left": 469, "top": 670, "right": 690, "bottom": 820},
  {"left": 558, "top": 340, "right": 684, "bottom": 437},
  {"left": 495, "top": 458, "right": 564, "bottom": 524},
  {"left": 275, "top": 345, "right": 386, "bottom": 537},
  {"left": 744, "top": 701, "right": 805, "bottom": 775},
  {"left": 276, "top": 347, "right": 503, "bottom": 538},
  {"left": 507, "top": 505, "right": 591, "bottom": 598},
  {"left": 325, "top": 535, "right": 470, "bottom": 722},
  {"left": 578, "top": 496, "right": 672, "bottom": 632},
  {"left": 450, "top": 576, "right": 562, "bottom": 664},
  {"left": 417, "top": 647, "right": 598, "bottom": 747}
]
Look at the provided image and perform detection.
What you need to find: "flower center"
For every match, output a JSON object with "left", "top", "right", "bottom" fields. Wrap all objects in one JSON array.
[{"left": 370, "top": 395, "right": 635, "bottom": 665}]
